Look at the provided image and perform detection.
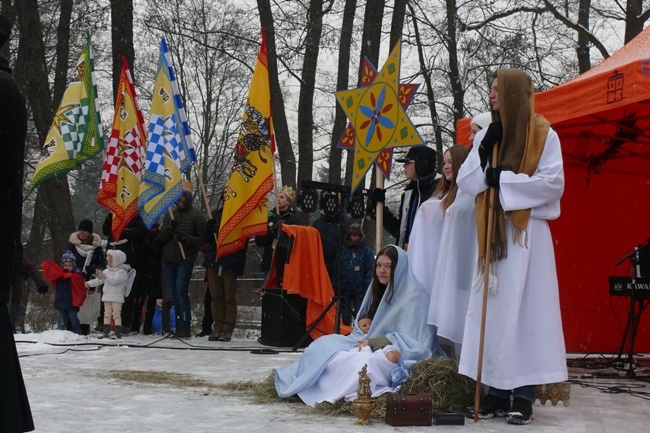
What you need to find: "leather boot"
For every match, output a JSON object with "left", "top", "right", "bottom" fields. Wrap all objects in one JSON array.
[{"left": 102, "top": 324, "right": 110, "bottom": 338}]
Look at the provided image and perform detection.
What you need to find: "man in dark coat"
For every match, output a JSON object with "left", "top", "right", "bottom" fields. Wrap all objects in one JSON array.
[
  {"left": 0, "top": 14, "right": 35, "bottom": 432},
  {"left": 159, "top": 183, "right": 207, "bottom": 338},
  {"left": 369, "top": 145, "right": 438, "bottom": 250},
  {"left": 202, "top": 196, "right": 248, "bottom": 342}
]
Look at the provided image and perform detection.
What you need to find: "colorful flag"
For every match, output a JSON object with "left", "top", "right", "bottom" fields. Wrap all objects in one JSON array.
[
  {"left": 98, "top": 58, "right": 146, "bottom": 240},
  {"left": 217, "top": 29, "right": 275, "bottom": 259},
  {"left": 28, "top": 33, "right": 104, "bottom": 195},
  {"left": 138, "top": 38, "right": 192, "bottom": 229}
]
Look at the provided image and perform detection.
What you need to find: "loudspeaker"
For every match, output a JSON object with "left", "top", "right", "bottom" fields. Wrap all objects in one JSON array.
[{"left": 259, "top": 288, "right": 311, "bottom": 348}]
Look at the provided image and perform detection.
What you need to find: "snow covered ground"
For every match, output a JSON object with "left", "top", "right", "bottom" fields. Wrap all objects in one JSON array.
[{"left": 14, "top": 331, "right": 650, "bottom": 432}]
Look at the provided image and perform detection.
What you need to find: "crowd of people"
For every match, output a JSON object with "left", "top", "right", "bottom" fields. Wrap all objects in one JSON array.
[{"left": 3, "top": 57, "right": 567, "bottom": 427}]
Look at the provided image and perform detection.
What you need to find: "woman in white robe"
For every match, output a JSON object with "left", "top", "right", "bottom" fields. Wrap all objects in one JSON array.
[
  {"left": 275, "top": 246, "right": 440, "bottom": 406},
  {"left": 457, "top": 69, "right": 568, "bottom": 425},
  {"left": 425, "top": 145, "right": 475, "bottom": 354}
]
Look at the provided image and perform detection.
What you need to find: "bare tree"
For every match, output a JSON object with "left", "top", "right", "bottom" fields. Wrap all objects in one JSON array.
[
  {"left": 110, "top": 0, "right": 135, "bottom": 101},
  {"left": 327, "top": 0, "right": 357, "bottom": 185},
  {"left": 16, "top": 0, "right": 75, "bottom": 260},
  {"left": 258, "top": 0, "right": 297, "bottom": 189}
]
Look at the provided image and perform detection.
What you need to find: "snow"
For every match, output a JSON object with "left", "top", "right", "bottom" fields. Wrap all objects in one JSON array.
[{"left": 14, "top": 331, "right": 650, "bottom": 432}]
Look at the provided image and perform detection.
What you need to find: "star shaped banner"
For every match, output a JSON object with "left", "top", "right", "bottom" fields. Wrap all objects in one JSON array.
[
  {"left": 335, "top": 40, "right": 423, "bottom": 192},
  {"left": 337, "top": 58, "right": 419, "bottom": 181}
]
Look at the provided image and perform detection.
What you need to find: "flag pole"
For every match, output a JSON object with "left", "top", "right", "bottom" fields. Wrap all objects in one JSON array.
[
  {"left": 375, "top": 165, "right": 384, "bottom": 253},
  {"left": 167, "top": 207, "right": 187, "bottom": 260},
  {"left": 193, "top": 164, "right": 218, "bottom": 244},
  {"left": 473, "top": 143, "right": 499, "bottom": 422},
  {"left": 271, "top": 153, "right": 280, "bottom": 216}
]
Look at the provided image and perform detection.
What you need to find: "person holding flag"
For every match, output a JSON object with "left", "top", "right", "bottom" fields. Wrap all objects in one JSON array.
[{"left": 98, "top": 58, "right": 148, "bottom": 335}]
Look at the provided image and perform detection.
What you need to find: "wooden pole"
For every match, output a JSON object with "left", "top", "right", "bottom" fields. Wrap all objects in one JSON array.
[
  {"left": 167, "top": 207, "right": 186, "bottom": 260},
  {"left": 375, "top": 165, "right": 384, "bottom": 254},
  {"left": 473, "top": 144, "right": 499, "bottom": 422},
  {"left": 193, "top": 164, "right": 218, "bottom": 245}
]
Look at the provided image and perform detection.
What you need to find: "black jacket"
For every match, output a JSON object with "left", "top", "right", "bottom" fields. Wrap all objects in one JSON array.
[
  {"left": 382, "top": 172, "right": 438, "bottom": 249},
  {"left": 254, "top": 206, "right": 300, "bottom": 272},
  {"left": 202, "top": 208, "right": 248, "bottom": 275}
]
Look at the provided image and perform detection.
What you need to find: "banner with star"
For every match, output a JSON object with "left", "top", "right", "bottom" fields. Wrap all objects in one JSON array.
[
  {"left": 335, "top": 40, "right": 423, "bottom": 192},
  {"left": 137, "top": 37, "right": 189, "bottom": 229},
  {"left": 98, "top": 58, "right": 146, "bottom": 240},
  {"left": 28, "top": 33, "right": 104, "bottom": 196},
  {"left": 337, "top": 58, "right": 419, "bottom": 180}
]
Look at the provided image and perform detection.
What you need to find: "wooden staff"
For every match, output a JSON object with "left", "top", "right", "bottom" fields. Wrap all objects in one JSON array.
[
  {"left": 375, "top": 165, "right": 384, "bottom": 254},
  {"left": 271, "top": 153, "right": 280, "bottom": 215},
  {"left": 193, "top": 164, "right": 218, "bottom": 245},
  {"left": 473, "top": 143, "right": 499, "bottom": 422},
  {"left": 167, "top": 207, "right": 186, "bottom": 260}
]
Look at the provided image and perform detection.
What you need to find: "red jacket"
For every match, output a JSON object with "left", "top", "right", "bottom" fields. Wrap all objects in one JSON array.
[{"left": 40, "top": 260, "right": 87, "bottom": 307}]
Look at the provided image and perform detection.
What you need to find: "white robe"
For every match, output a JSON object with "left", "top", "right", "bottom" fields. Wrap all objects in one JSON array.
[
  {"left": 297, "top": 346, "right": 397, "bottom": 406},
  {"left": 456, "top": 127, "right": 568, "bottom": 390},
  {"left": 407, "top": 197, "right": 444, "bottom": 293},
  {"left": 427, "top": 189, "right": 477, "bottom": 346}
]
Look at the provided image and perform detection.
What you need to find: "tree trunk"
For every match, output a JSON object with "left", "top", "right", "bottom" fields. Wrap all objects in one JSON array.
[
  {"left": 576, "top": 0, "right": 591, "bottom": 73},
  {"left": 389, "top": 0, "right": 407, "bottom": 48},
  {"left": 446, "top": 0, "right": 463, "bottom": 146},
  {"left": 624, "top": 0, "right": 644, "bottom": 43},
  {"left": 297, "top": 0, "right": 326, "bottom": 185},
  {"left": 16, "top": 0, "right": 75, "bottom": 259},
  {"left": 409, "top": 1, "right": 444, "bottom": 162},
  {"left": 110, "top": 0, "right": 135, "bottom": 101},
  {"left": 52, "top": 0, "right": 73, "bottom": 107},
  {"left": 257, "top": 0, "right": 296, "bottom": 189},
  {"left": 328, "top": 0, "right": 357, "bottom": 185}
]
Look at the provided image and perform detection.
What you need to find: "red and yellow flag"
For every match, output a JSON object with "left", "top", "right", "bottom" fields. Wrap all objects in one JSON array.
[
  {"left": 97, "top": 58, "right": 146, "bottom": 240},
  {"left": 217, "top": 29, "right": 275, "bottom": 259}
]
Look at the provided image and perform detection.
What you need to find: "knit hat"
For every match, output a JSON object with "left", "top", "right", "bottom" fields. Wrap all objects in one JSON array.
[
  {"left": 61, "top": 250, "right": 77, "bottom": 267},
  {"left": 0, "top": 16, "right": 11, "bottom": 48},
  {"left": 279, "top": 186, "right": 296, "bottom": 203},
  {"left": 78, "top": 219, "right": 93, "bottom": 233},
  {"left": 471, "top": 111, "right": 492, "bottom": 130},
  {"left": 395, "top": 146, "right": 437, "bottom": 178}
]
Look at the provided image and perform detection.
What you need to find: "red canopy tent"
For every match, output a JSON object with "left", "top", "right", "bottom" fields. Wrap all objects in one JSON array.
[{"left": 457, "top": 29, "right": 650, "bottom": 353}]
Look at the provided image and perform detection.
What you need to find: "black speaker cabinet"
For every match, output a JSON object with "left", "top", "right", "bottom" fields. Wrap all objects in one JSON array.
[{"left": 259, "top": 288, "right": 311, "bottom": 348}]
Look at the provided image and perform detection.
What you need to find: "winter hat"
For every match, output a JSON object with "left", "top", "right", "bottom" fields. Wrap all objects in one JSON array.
[
  {"left": 78, "top": 219, "right": 93, "bottom": 233},
  {"left": 61, "top": 250, "right": 77, "bottom": 267},
  {"left": 0, "top": 16, "right": 11, "bottom": 48},
  {"left": 279, "top": 186, "right": 296, "bottom": 203},
  {"left": 346, "top": 223, "right": 364, "bottom": 243},
  {"left": 106, "top": 249, "right": 127, "bottom": 267},
  {"left": 395, "top": 146, "right": 437, "bottom": 178},
  {"left": 471, "top": 111, "right": 492, "bottom": 130}
]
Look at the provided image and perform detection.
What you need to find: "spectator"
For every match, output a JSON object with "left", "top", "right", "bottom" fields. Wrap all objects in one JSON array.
[{"left": 339, "top": 224, "right": 374, "bottom": 325}]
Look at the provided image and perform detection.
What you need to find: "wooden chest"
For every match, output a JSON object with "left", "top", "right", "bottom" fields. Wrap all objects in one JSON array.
[{"left": 385, "top": 393, "right": 433, "bottom": 426}]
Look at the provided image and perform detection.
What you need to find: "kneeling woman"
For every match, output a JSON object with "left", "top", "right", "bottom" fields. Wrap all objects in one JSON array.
[{"left": 275, "top": 245, "right": 440, "bottom": 406}]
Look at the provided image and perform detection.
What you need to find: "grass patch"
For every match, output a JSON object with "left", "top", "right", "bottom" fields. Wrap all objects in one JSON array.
[
  {"left": 221, "top": 357, "right": 474, "bottom": 420},
  {"left": 108, "top": 370, "right": 218, "bottom": 389}
]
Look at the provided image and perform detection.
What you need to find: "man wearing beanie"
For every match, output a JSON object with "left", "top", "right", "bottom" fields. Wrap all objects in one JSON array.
[
  {"left": 255, "top": 186, "right": 300, "bottom": 273},
  {"left": 0, "top": 14, "right": 35, "bottom": 431},
  {"left": 159, "top": 182, "right": 207, "bottom": 339},
  {"left": 369, "top": 145, "right": 438, "bottom": 250}
]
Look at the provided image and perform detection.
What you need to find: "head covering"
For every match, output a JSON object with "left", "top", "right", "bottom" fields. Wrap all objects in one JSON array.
[
  {"left": 395, "top": 146, "right": 437, "bottom": 178},
  {"left": 106, "top": 249, "right": 127, "bottom": 267},
  {"left": 279, "top": 185, "right": 296, "bottom": 203},
  {"left": 345, "top": 223, "right": 364, "bottom": 243},
  {"left": 471, "top": 111, "right": 492, "bottom": 130},
  {"left": 61, "top": 250, "right": 77, "bottom": 267},
  {"left": 477, "top": 69, "right": 549, "bottom": 264},
  {"left": 78, "top": 219, "right": 93, "bottom": 233},
  {"left": 0, "top": 15, "right": 11, "bottom": 48}
]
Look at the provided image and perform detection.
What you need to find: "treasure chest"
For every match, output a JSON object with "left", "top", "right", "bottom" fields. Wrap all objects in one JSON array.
[{"left": 385, "top": 392, "right": 432, "bottom": 427}]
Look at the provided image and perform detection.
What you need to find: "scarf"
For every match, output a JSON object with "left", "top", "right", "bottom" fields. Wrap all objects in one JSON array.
[{"left": 476, "top": 69, "right": 549, "bottom": 264}]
